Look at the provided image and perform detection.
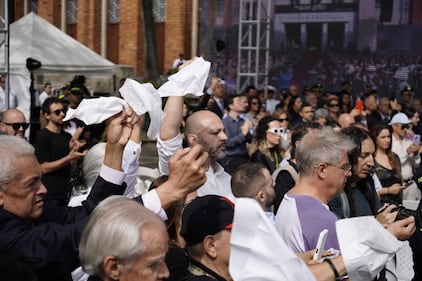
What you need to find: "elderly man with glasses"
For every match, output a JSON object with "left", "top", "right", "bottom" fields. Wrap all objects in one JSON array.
[
  {"left": 275, "top": 127, "right": 355, "bottom": 253},
  {"left": 390, "top": 112, "right": 422, "bottom": 201},
  {"left": 0, "top": 108, "right": 29, "bottom": 138}
]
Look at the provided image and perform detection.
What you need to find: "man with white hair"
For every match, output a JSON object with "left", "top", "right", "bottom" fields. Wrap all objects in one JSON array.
[
  {"left": 0, "top": 108, "right": 208, "bottom": 280},
  {"left": 390, "top": 112, "right": 422, "bottom": 200},
  {"left": 79, "top": 196, "right": 169, "bottom": 281}
]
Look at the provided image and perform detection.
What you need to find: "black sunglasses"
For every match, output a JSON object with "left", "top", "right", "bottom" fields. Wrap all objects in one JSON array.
[
  {"left": 401, "top": 124, "right": 410, "bottom": 130},
  {"left": 51, "top": 109, "right": 66, "bottom": 115},
  {"left": 4, "top": 122, "right": 30, "bottom": 130},
  {"left": 328, "top": 103, "right": 340, "bottom": 107},
  {"left": 279, "top": 118, "right": 289, "bottom": 122}
]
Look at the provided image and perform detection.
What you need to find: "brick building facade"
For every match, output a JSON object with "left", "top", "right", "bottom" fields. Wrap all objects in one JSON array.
[{"left": 13, "top": 0, "right": 194, "bottom": 77}]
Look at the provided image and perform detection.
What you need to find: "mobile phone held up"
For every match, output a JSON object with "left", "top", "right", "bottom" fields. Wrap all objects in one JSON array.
[
  {"left": 313, "top": 229, "right": 328, "bottom": 261},
  {"left": 355, "top": 99, "right": 363, "bottom": 112},
  {"left": 413, "top": 134, "right": 421, "bottom": 146}
]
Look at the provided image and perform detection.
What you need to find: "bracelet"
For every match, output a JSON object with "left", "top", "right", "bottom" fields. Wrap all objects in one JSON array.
[{"left": 324, "top": 258, "right": 340, "bottom": 280}]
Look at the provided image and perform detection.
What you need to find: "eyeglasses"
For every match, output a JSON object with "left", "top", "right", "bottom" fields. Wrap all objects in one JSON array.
[
  {"left": 401, "top": 124, "right": 410, "bottom": 130},
  {"left": 324, "top": 162, "right": 352, "bottom": 173},
  {"left": 279, "top": 118, "right": 289, "bottom": 122},
  {"left": 328, "top": 103, "right": 340, "bottom": 107},
  {"left": 51, "top": 109, "right": 66, "bottom": 115},
  {"left": 267, "top": 128, "right": 285, "bottom": 135},
  {"left": 3, "top": 122, "right": 30, "bottom": 131}
]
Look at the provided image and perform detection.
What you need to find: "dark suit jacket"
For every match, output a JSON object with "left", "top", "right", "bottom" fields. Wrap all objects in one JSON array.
[
  {"left": 0, "top": 176, "right": 126, "bottom": 281},
  {"left": 194, "top": 94, "right": 224, "bottom": 118}
]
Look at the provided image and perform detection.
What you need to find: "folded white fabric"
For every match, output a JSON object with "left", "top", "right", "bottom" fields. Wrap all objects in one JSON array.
[
  {"left": 63, "top": 57, "right": 211, "bottom": 139},
  {"left": 63, "top": 96, "right": 128, "bottom": 124},
  {"left": 120, "top": 79, "right": 164, "bottom": 139},
  {"left": 336, "top": 216, "right": 401, "bottom": 281},
  {"left": 230, "top": 198, "right": 316, "bottom": 281},
  {"left": 157, "top": 56, "right": 211, "bottom": 97}
]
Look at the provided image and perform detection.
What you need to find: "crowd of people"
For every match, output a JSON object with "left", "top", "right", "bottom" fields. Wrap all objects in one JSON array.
[{"left": 0, "top": 54, "right": 422, "bottom": 281}]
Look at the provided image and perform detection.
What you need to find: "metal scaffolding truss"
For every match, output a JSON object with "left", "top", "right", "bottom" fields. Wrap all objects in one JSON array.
[
  {"left": 0, "top": 0, "right": 9, "bottom": 110},
  {"left": 237, "top": 0, "right": 271, "bottom": 94}
]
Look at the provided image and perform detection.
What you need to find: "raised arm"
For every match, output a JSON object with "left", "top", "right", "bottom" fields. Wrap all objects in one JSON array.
[{"left": 160, "top": 96, "right": 184, "bottom": 141}]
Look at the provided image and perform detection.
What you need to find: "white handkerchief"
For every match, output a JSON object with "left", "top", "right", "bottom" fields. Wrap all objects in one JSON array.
[
  {"left": 336, "top": 216, "right": 401, "bottom": 281},
  {"left": 158, "top": 57, "right": 211, "bottom": 97},
  {"left": 120, "top": 79, "right": 164, "bottom": 139},
  {"left": 230, "top": 198, "right": 316, "bottom": 281},
  {"left": 63, "top": 96, "right": 128, "bottom": 124}
]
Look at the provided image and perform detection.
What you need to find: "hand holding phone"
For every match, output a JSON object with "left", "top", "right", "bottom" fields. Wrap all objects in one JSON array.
[
  {"left": 313, "top": 229, "right": 328, "bottom": 261},
  {"left": 355, "top": 99, "right": 363, "bottom": 112},
  {"left": 413, "top": 134, "right": 421, "bottom": 146}
]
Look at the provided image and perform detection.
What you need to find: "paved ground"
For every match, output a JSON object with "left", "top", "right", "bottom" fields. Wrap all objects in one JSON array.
[{"left": 139, "top": 140, "right": 159, "bottom": 169}]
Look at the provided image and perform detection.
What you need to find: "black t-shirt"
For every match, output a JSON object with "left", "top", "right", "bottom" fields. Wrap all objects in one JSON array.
[{"left": 35, "top": 128, "right": 72, "bottom": 201}]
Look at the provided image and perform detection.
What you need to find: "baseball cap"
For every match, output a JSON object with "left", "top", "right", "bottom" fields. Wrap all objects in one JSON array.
[
  {"left": 400, "top": 86, "right": 413, "bottom": 94},
  {"left": 388, "top": 112, "right": 412, "bottom": 125},
  {"left": 266, "top": 85, "right": 276, "bottom": 92},
  {"left": 181, "top": 195, "right": 234, "bottom": 247}
]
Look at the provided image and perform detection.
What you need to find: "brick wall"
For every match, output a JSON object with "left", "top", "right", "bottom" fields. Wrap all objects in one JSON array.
[
  {"left": 37, "top": 0, "right": 61, "bottom": 27},
  {"left": 120, "top": 0, "right": 143, "bottom": 74},
  {"left": 11, "top": 0, "right": 194, "bottom": 76},
  {"left": 77, "top": 0, "right": 102, "bottom": 53},
  {"left": 165, "top": 0, "right": 192, "bottom": 71}
]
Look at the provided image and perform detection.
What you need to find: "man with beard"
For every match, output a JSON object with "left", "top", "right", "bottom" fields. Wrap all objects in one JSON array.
[
  {"left": 231, "top": 162, "right": 276, "bottom": 221},
  {"left": 158, "top": 100, "right": 234, "bottom": 201},
  {"left": 34, "top": 97, "right": 86, "bottom": 207}
]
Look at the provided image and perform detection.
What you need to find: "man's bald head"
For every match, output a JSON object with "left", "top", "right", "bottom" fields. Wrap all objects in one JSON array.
[
  {"left": 185, "top": 110, "right": 222, "bottom": 137},
  {"left": 184, "top": 110, "right": 227, "bottom": 160},
  {"left": 338, "top": 113, "right": 354, "bottom": 129},
  {"left": 0, "top": 109, "right": 28, "bottom": 138}
]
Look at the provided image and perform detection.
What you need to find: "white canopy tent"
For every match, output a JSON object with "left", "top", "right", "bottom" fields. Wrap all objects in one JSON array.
[{"left": 0, "top": 12, "right": 116, "bottom": 121}]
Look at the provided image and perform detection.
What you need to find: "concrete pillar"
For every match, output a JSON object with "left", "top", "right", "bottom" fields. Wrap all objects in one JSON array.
[
  {"left": 300, "top": 23, "right": 306, "bottom": 49},
  {"left": 322, "top": 23, "right": 328, "bottom": 51}
]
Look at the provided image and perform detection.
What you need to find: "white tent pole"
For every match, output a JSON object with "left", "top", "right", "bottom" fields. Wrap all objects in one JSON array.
[
  {"left": 101, "top": 0, "right": 107, "bottom": 57},
  {"left": 5, "top": 0, "right": 9, "bottom": 110},
  {"left": 61, "top": 0, "right": 66, "bottom": 32}
]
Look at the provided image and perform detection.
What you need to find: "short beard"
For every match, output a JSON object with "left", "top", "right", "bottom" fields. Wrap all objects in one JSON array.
[{"left": 197, "top": 135, "right": 225, "bottom": 161}]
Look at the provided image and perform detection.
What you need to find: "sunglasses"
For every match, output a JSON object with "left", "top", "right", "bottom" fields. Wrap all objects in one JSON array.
[
  {"left": 328, "top": 103, "right": 340, "bottom": 107},
  {"left": 267, "top": 127, "right": 285, "bottom": 135},
  {"left": 251, "top": 102, "right": 259, "bottom": 105},
  {"left": 401, "top": 124, "right": 410, "bottom": 130},
  {"left": 279, "top": 118, "right": 289, "bottom": 122},
  {"left": 51, "top": 109, "right": 66, "bottom": 115},
  {"left": 4, "top": 122, "right": 30, "bottom": 131}
]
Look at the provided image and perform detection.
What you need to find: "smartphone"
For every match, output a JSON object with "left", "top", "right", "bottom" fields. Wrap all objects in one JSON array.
[
  {"left": 413, "top": 134, "right": 421, "bottom": 146},
  {"left": 355, "top": 99, "right": 363, "bottom": 111},
  {"left": 313, "top": 229, "right": 328, "bottom": 261}
]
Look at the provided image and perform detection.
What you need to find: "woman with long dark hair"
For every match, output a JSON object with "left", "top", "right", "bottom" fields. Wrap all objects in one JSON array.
[
  {"left": 370, "top": 123, "right": 405, "bottom": 205},
  {"left": 249, "top": 116, "right": 283, "bottom": 173}
]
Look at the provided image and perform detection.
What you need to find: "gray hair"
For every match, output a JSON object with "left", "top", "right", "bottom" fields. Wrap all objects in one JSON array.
[
  {"left": 314, "top": 108, "right": 329, "bottom": 120},
  {"left": 83, "top": 142, "right": 106, "bottom": 187},
  {"left": 79, "top": 196, "right": 166, "bottom": 277},
  {"left": 296, "top": 127, "right": 355, "bottom": 176},
  {"left": 0, "top": 135, "right": 35, "bottom": 191}
]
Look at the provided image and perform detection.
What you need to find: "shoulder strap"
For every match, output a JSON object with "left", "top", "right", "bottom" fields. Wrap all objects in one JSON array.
[
  {"left": 339, "top": 191, "right": 350, "bottom": 218},
  {"left": 272, "top": 164, "right": 299, "bottom": 183}
]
